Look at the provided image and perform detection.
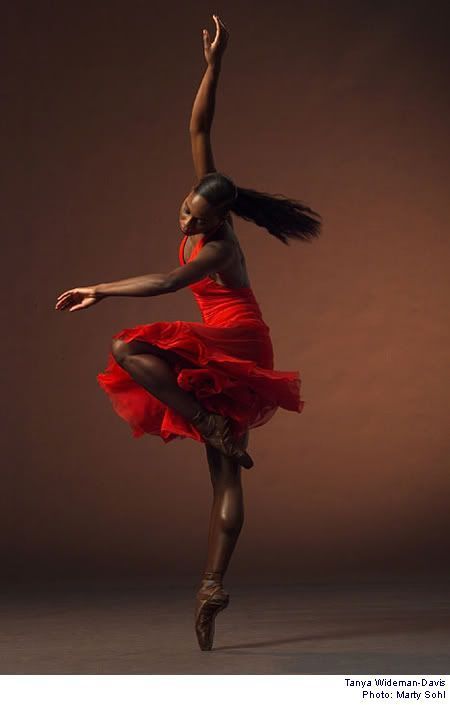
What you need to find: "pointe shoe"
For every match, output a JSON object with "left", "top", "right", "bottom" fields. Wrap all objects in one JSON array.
[
  {"left": 195, "top": 578, "right": 230, "bottom": 651},
  {"left": 191, "top": 409, "right": 254, "bottom": 469}
]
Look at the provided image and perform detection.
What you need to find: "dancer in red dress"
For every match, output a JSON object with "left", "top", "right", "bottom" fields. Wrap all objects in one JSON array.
[{"left": 55, "top": 15, "right": 321, "bottom": 651}]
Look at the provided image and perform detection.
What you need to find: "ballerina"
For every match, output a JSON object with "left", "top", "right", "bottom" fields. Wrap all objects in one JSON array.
[{"left": 55, "top": 14, "right": 321, "bottom": 651}]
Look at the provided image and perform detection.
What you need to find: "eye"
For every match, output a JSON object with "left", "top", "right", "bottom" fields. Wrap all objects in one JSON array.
[{"left": 183, "top": 204, "right": 204, "bottom": 223}]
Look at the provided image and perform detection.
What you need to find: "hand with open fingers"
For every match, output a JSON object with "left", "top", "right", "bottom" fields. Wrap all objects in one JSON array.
[
  {"left": 55, "top": 286, "right": 101, "bottom": 313},
  {"left": 203, "top": 14, "right": 229, "bottom": 66}
]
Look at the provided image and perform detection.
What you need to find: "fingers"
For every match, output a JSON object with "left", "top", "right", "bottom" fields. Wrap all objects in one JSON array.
[
  {"left": 212, "top": 14, "right": 221, "bottom": 36},
  {"left": 58, "top": 298, "right": 84, "bottom": 312},
  {"left": 56, "top": 289, "right": 72, "bottom": 302},
  {"left": 55, "top": 297, "right": 71, "bottom": 310},
  {"left": 70, "top": 297, "right": 95, "bottom": 312},
  {"left": 55, "top": 298, "right": 72, "bottom": 310},
  {"left": 211, "top": 14, "right": 219, "bottom": 43},
  {"left": 211, "top": 14, "right": 228, "bottom": 42},
  {"left": 213, "top": 14, "right": 228, "bottom": 33},
  {"left": 55, "top": 292, "right": 73, "bottom": 310},
  {"left": 55, "top": 289, "right": 78, "bottom": 310},
  {"left": 55, "top": 288, "right": 95, "bottom": 312}
]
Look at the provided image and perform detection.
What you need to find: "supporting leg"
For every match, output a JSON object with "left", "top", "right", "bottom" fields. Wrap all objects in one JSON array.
[
  {"left": 202, "top": 441, "right": 246, "bottom": 579},
  {"left": 194, "top": 434, "right": 249, "bottom": 650}
]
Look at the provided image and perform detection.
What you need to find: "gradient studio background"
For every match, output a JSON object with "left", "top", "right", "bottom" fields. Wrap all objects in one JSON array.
[{"left": 3, "top": 0, "right": 449, "bottom": 584}]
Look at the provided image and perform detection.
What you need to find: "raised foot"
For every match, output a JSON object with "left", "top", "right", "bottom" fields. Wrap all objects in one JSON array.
[{"left": 191, "top": 410, "right": 254, "bottom": 469}]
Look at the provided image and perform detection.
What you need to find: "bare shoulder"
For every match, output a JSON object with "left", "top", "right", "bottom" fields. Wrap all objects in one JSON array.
[
  {"left": 205, "top": 237, "right": 234, "bottom": 255},
  {"left": 208, "top": 217, "right": 251, "bottom": 289},
  {"left": 202, "top": 237, "right": 235, "bottom": 267}
]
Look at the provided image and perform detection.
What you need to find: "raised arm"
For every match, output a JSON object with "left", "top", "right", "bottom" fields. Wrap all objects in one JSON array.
[{"left": 189, "top": 15, "right": 229, "bottom": 180}]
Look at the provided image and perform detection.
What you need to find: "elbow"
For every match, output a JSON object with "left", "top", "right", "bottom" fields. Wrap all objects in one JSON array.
[
  {"left": 189, "top": 125, "right": 208, "bottom": 135},
  {"left": 163, "top": 275, "right": 180, "bottom": 294}
]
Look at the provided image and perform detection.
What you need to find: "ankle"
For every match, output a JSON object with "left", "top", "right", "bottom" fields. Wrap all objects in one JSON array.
[
  {"left": 191, "top": 407, "right": 209, "bottom": 425},
  {"left": 201, "top": 570, "right": 224, "bottom": 586}
]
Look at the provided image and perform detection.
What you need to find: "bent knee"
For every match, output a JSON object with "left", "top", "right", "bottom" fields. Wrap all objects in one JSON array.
[
  {"left": 111, "top": 337, "right": 131, "bottom": 364},
  {"left": 111, "top": 337, "right": 167, "bottom": 366}
]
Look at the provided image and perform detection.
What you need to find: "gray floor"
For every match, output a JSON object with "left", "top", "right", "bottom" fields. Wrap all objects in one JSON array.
[{"left": 0, "top": 578, "right": 449, "bottom": 674}]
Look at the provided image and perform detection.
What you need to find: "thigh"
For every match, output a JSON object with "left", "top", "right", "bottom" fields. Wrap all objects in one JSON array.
[{"left": 114, "top": 337, "right": 200, "bottom": 369}]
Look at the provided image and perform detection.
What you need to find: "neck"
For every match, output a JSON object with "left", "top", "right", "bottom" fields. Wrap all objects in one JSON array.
[
  {"left": 204, "top": 219, "right": 225, "bottom": 238},
  {"left": 182, "top": 219, "right": 225, "bottom": 245}
]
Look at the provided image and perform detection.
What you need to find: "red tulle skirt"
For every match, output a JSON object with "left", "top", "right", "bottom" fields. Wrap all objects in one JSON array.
[{"left": 96, "top": 319, "right": 305, "bottom": 444}]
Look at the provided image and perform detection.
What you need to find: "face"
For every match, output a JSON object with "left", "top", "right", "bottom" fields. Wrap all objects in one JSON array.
[{"left": 179, "top": 191, "right": 223, "bottom": 235}]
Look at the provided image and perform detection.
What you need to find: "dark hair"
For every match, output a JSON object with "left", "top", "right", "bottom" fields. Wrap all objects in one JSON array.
[{"left": 193, "top": 171, "right": 322, "bottom": 245}]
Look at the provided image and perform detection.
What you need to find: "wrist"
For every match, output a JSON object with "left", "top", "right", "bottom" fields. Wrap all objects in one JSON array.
[
  {"left": 207, "top": 59, "right": 222, "bottom": 73},
  {"left": 93, "top": 284, "right": 108, "bottom": 299}
]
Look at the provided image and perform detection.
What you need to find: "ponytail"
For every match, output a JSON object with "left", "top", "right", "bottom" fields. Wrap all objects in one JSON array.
[
  {"left": 230, "top": 185, "right": 322, "bottom": 245},
  {"left": 194, "top": 172, "right": 322, "bottom": 245}
]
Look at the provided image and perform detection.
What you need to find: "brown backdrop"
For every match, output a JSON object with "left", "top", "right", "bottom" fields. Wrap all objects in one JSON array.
[{"left": 3, "top": 0, "right": 449, "bottom": 582}]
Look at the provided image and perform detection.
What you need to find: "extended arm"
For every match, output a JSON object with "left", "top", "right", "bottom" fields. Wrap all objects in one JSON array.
[
  {"left": 94, "top": 239, "right": 234, "bottom": 298},
  {"left": 94, "top": 272, "right": 169, "bottom": 298},
  {"left": 55, "top": 240, "right": 234, "bottom": 311}
]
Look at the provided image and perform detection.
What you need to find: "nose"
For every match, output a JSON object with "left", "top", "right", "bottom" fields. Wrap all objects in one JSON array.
[{"left": 183, "top": 217, "right": 196, "bottom": 230}]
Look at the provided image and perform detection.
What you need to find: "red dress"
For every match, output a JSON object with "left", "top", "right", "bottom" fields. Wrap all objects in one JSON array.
[{"left": 96, "top": 228, "right": 305, "bottom": 443}]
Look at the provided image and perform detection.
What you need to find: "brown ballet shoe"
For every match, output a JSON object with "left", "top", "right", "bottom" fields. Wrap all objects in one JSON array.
[
  {"left": 191, "top": 409, "right": 254, "bottom": 469},
  {"left": 195, "top": 576, "right": 230, "bottom": 651}
]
